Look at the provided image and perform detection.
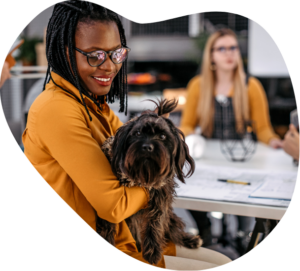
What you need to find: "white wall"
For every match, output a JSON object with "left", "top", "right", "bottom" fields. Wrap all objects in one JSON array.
[
  {"left": 26, "top": 5, "right": 54, "bottom": 38},
  {"left": 248, "top": 20, "right": 289, "bottom": 77}
]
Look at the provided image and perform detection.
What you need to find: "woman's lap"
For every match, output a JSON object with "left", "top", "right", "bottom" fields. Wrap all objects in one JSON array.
[
  {"left": 164, "top": 245, "right": 231, "bottom": 270},
  {"left": 164, "top": 256, "right": 218, "bottom": 270}
]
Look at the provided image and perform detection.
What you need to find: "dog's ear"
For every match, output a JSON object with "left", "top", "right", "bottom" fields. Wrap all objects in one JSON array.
[
  {"left": 111, "top": 120, "right": 136, "bottom": 176},
  {"left": 143, "top": 98, "right": 178, "bottom": 116},
  {"left": 165, "top": 120, "right": 195, "bottom": 183}
]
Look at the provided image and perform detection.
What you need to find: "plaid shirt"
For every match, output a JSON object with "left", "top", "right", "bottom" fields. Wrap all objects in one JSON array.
[{"left": 212, "top": 97, "right": 239, "bottom": 139}]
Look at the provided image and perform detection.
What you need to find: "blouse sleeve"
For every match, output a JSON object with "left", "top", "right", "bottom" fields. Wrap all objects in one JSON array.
[
  {"left": 179, "top": 76, "right": 201, "bottom": 136},
  {"left": 33, "top": 99, "right": 148, "bottom": 224},
  {"left": 248, "top": 77, "right": 280, "bottom": 144}
]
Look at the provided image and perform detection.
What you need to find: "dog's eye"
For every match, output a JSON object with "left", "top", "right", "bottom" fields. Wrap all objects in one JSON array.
[
  {"left": 160, "top": 134, "right": 166, "bottom": 140},
  {"left": 135, "top": 131, "right": 141, "bottom": 136}
]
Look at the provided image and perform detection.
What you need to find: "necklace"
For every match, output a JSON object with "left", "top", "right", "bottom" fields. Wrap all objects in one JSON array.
[{"left": 216, "top": 94, "right": 229, "bottom": 106}]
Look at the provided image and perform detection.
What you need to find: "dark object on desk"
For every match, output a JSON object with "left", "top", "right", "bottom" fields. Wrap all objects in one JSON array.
[
  {"left": 212, "top": 74, "right": 256, "bottom": 162},
  {"left": 220, "top": 123, "right": 257, "bottom": 162},
  {"left": 215, "top": 96, "right": 257, "bottom": 162}
]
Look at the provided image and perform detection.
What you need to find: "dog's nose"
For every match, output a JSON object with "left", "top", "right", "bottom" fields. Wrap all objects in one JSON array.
[{"left": 142, "top": 143, "right": 154, "bottom": 152}]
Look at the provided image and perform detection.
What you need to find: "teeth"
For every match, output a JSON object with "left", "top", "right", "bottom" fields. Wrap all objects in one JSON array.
[{"left": 93, "top": 77, "right": 111, "bottom": 82}]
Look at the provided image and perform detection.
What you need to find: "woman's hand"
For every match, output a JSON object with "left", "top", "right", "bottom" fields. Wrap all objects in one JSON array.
[
  {"left": 0, "top": 61, "right": 11, "bottom": 89},
  {"left": 282, "top": 124, "right": 299, "bottom": 160},
  {"left": 269, "top": 138, "right": 283, "bottom": 149}
]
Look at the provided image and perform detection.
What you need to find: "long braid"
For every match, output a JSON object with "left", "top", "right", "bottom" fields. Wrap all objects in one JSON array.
[
  {"left": 44, "top": 0, "right": 128, "bottom": 118},
  {"left": 67, "top": 12, "right": 93, "bottom": 121},
  {"left": 43, "top": 65, "right": 51, "bottom": 91}
]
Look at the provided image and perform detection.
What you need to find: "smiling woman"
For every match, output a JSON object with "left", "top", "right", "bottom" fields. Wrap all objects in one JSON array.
[
  {"left": 43, "top": 0, "right": 129, "bottom": 119},
  {"left": 72, "top": 21, "right": 124, "bottom": 96},
  {"left": 21, "top": 1, "right": 230, "bottom": 269}
]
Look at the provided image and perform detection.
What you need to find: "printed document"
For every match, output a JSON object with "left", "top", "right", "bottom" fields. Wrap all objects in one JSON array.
[
  {"left": 177, "top": 164, "right": 298, "bottom": 207},
  {"left": 249, "top": 178, "right": 296, "bottom": 200}
]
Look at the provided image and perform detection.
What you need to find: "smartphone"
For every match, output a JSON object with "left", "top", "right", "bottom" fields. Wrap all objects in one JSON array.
[
  {"left": 290, "top": 109, "right": 299, "bottom": 132},
  {"left": 290, "top": 109, "right": 299, "bottom": 166}
]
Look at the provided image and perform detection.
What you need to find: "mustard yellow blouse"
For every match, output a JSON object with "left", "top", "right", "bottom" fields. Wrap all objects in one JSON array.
[
  {"left": 22, "top": 72, "right": 175, "bottom": 268},
  {"left": 180, "top": 76, "right": 279, "bottom": 144}
]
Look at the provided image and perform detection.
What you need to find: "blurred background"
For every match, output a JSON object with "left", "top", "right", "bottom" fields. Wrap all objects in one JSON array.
[
  {"left": 0, "top": 6, "right": 296, "bottom": 260},
  {"left": 0, "top": 7, "right": 295, "bottom": 145}
]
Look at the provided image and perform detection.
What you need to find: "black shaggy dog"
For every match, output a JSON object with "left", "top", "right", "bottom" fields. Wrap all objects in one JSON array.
[{"left": 98, "top": 99, "right": 202, "bottom": 264}]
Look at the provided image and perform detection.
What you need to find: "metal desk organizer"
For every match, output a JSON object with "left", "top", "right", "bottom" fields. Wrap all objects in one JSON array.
[{"left": 216, "top": 95, "right": 257, "bottom": 162}]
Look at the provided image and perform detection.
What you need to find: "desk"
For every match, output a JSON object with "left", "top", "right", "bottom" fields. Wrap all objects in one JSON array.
[
  {"left": 174, "top": 139, "right": 298, "bottom": 251},
  {"left": 173, "top": 140, "right": 298, "bottom": 220}
]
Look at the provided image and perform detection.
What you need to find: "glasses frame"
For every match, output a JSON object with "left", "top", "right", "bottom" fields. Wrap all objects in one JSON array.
[
  {"left": 75, "top": 46, "right": 131, "bottom": 67},
  {"left": 211, "top": 45, "right": 239, "bottom": 54}
]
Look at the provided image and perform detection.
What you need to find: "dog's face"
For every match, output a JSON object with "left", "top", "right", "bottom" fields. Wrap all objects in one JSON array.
[{"left": 111, "top": 105, "right": 195, "bottom": 189}]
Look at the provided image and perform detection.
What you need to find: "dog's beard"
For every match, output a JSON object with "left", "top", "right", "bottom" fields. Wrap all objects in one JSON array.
[{"left": 123, "top": 141, "right": 172, "bottom": 188}]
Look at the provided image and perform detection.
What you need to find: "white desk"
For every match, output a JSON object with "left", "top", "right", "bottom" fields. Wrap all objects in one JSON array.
[{"left": 173, "top": 140, "right": 298, "bottom": 220}]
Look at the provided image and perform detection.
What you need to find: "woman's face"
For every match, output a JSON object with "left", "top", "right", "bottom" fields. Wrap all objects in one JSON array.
[
  {"left": 211, "top": 35, "right": 240, "bottom": 72},
  {"left": 74, "top": 21, "right": 122, "bottom": 96}
]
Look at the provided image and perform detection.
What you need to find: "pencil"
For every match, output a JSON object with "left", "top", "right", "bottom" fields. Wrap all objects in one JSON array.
[{"left": 217, "top": 179, "right": 251, "bottom": 185}]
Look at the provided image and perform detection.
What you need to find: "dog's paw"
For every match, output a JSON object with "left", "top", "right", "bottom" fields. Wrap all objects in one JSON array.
[
  {"left": 120, "top": 180, "right": 135, "bottom": 187},
  {"left": 183, "top": 234, "right": 203, "bottom": 249},
  {"left": 142, "top": 247, "right": 163, "bottom": 265}
]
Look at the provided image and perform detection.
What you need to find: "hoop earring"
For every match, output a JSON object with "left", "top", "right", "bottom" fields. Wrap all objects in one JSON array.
[{"left": 210, "top": 63, "right": 217, "bottom": 71}]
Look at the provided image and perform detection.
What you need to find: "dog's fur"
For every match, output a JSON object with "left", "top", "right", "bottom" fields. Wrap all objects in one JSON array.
[{"left": 97, "top": 99, "right": 203, "bottom": 264}]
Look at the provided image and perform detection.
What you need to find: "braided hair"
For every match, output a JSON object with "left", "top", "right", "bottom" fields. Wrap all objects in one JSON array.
[{"left": 44, "top": 0, "right": 128, "bottom": 120}]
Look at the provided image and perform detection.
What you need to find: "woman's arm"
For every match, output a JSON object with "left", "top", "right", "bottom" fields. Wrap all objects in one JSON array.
[
  {"left": 179, "top": 76, "right": 201, "bottom": 136},
  {"left": 282, "top": 124, "right": 299, "bottom": 160},
  {"left": 32, "top": 99, "right": 148, "bottom": 224},
  {"left": 248, "top": 77, "right": 281, "bottom": 146}
]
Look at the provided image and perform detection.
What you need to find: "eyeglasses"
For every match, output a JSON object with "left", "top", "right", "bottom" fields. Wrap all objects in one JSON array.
[
  {"left": 212, "top": 46, "right": 239, "bottom": 54},
  {"left": 75, "top": 46, "right": 131, "bottom": 67}
]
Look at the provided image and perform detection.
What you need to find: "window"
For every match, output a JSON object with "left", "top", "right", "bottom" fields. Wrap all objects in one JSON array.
[
  {"left": 203, "top": 12, "right": 248, "bottom": 32},
  {"left": 131, "top": 16, "right": 189, "bottom": 36}
]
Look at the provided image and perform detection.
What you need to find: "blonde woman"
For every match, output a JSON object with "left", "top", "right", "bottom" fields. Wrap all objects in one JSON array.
[{"left": 180, "top": 28, "right": 282, "bottom": 254}]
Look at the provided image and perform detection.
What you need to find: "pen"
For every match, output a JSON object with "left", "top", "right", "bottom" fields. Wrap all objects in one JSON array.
[{"left": 218, "top": 179, "right": 251, "bottom": 185}]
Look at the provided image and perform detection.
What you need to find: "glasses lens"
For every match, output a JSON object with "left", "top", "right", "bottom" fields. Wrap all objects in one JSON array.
[
  {"left": 88, "top": 51, "right": 106, "bottom": 66},
  {"left": 112, "top": 48, "right": 128, "bottom": 64}
]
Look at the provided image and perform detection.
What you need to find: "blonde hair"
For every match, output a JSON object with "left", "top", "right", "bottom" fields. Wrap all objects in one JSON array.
[{"left": 198, "top": 28, "right": 249, "bottom": 137}]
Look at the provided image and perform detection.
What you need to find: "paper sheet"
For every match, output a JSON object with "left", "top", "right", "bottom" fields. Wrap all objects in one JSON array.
[
  {"left": 249, "top": 178, "right": 296, "bottom": 200},
  {"left": 176, "top": 164, "right": 298, "bottom": 207}
]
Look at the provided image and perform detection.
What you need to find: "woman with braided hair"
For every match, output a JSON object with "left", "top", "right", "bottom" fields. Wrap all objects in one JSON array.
[{"left": 22, "top": 1, "right": 230, "bottom": 269}]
